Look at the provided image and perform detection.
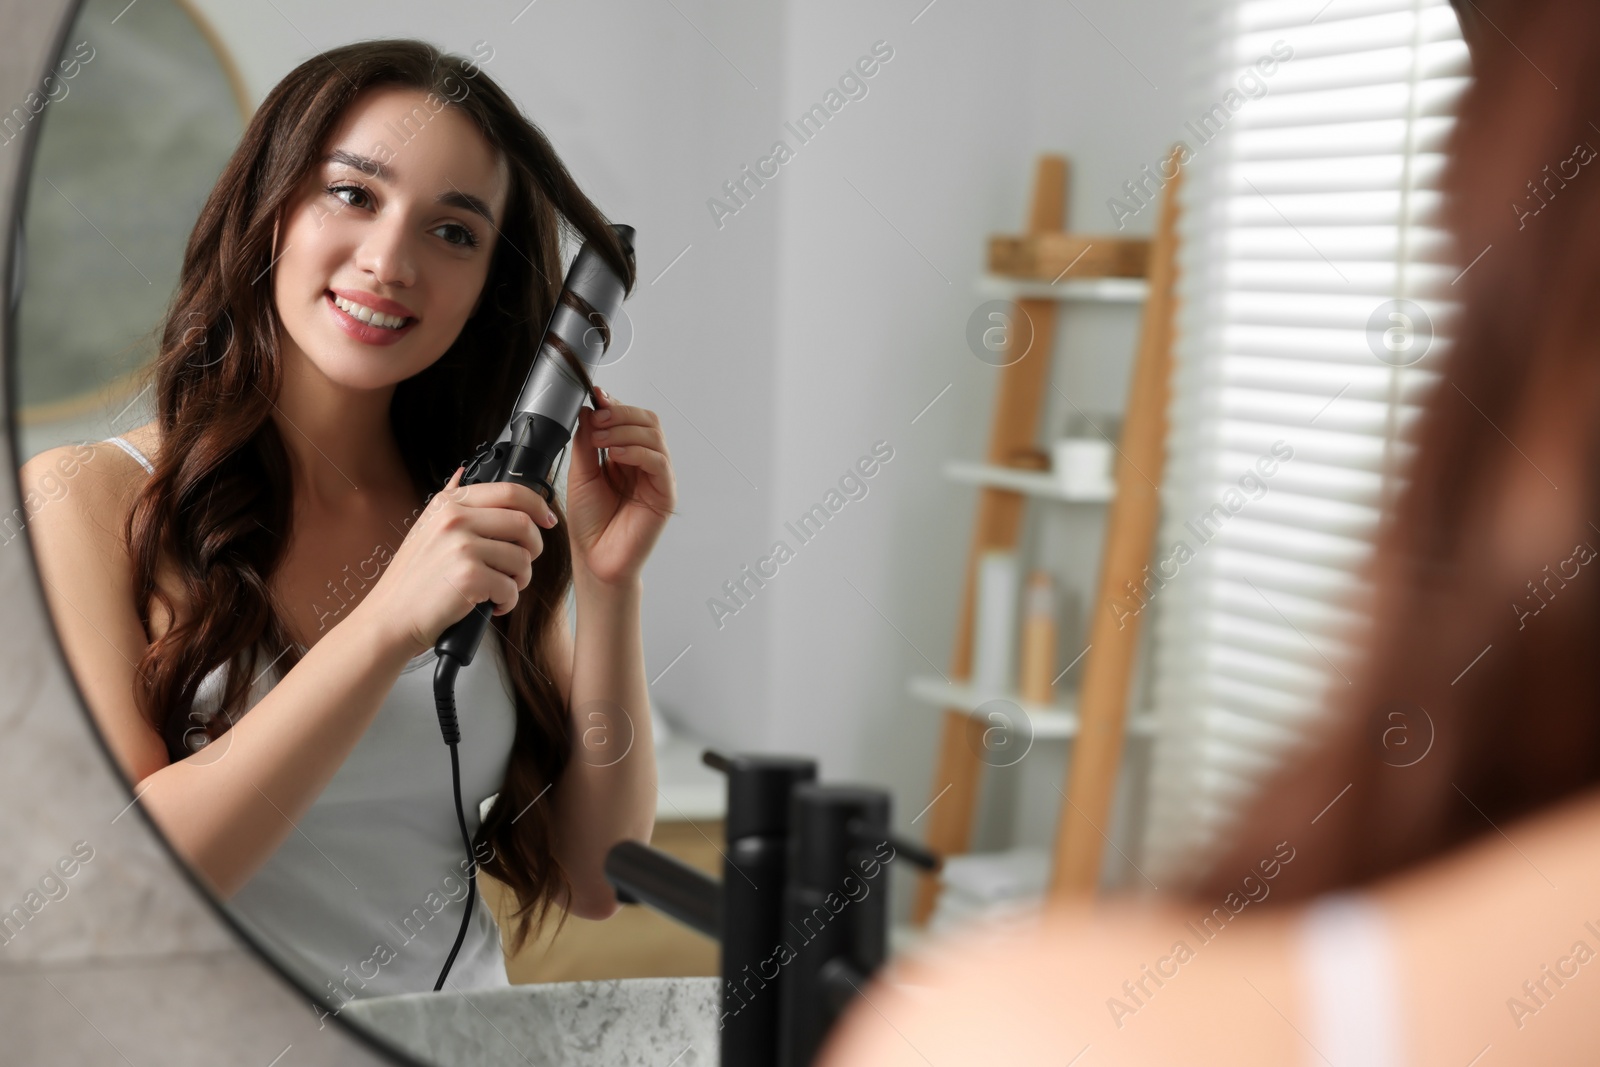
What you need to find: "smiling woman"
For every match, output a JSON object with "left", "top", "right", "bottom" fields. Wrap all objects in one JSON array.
[{"left": 18, "top": 37, "right": 676, "bottom": 1018}]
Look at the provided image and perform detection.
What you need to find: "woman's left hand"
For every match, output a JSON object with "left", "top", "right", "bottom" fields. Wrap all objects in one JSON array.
[{"left": 564, "top": 385, "right": 676, "bottom": 588}]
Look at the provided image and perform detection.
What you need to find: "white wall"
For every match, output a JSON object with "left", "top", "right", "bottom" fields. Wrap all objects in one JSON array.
[
  {"left": 758, "top": 0, "right": 1198, "bottom": 902},
  {"left": 180, "top": 0, "right": 1200, "bottom": 905}
]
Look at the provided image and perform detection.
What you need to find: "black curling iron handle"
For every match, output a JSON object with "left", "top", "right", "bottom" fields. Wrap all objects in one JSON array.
[
  {"left": 432, "top": 418, "right": 565, "bottom": 669},
  {"left": 432, "top": 439, "right": 510, "bottom": 669},
  {"left": 436, "top": 601, "right": 495, "bottom": 668}
]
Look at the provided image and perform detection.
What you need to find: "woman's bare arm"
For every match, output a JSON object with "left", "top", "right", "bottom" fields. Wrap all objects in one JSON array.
[
  {"left": 22, "top": 443, "right": 419, "bottom": 899},
  {"left": 543, "top": 571, "right": 656, "bottom": 921}
]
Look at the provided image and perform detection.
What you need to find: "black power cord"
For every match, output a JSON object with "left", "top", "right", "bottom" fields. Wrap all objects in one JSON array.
[{"left": 433, "top": 653, "right": 478, "bottom": 991}]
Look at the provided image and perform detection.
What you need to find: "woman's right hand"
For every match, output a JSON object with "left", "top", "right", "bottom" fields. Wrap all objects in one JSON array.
[{"left": 353, "top": 466, "right": 561, "bottom": 660}]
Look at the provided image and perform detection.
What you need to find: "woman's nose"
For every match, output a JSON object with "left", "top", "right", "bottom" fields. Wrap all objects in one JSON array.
[{"left": 355, "top": 215, "right": 417, "bottom": 289}]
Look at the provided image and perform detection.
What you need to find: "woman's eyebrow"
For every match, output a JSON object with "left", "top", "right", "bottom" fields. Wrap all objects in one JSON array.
[
  {"left": 325, "top": 149, "right": 389, "bottom": 179},
  {"left": 438, "top": 188, "right": 496, "bottom": 226},
  {"left": 322, "top": 149, "right": 497, "bottom": 225}
]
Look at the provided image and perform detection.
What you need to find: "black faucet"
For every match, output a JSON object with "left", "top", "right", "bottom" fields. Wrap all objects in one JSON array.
[{"left": 604, "top": 750, "right": 939, "bottom": 1067}]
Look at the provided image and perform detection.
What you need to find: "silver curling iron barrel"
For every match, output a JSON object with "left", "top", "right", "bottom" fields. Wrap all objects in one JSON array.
[{"left": 433, "top": 223, "right": 635, "bottom": 699}]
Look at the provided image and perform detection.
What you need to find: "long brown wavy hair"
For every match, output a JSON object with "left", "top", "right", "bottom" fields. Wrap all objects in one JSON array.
[
  {"left": 122, "top": 39, "right": 638, "bottom": 952},
  {"left": 1185, "top": 0, "right": 1600, "bottom": 903}
]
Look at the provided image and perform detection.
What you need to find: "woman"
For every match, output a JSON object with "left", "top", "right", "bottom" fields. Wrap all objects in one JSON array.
[
  {"left": 20, "top": 39, "right": 676, "bottom": 1010},
  {"left": 823, "top": 0, "right": 1600, "bottom": 1062}
]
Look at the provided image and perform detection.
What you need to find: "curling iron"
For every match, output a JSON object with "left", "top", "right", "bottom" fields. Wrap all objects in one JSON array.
[{"left": 430, "top": 223, "right": 636, "bottom": 990}]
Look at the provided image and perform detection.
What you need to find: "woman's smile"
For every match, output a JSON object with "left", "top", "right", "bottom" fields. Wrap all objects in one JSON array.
[{"left": 324, "top": 287, "right": 420, "bottom": 346}]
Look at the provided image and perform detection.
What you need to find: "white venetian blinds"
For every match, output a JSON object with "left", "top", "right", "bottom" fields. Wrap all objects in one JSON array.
[{"left": 1139, "top": 0, "right": 1470, "bottom": 882}]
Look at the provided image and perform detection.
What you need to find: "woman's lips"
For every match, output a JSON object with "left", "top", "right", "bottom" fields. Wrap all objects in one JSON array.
[{"left": 325, "top": 290, "right": 418, "bottom": 346}]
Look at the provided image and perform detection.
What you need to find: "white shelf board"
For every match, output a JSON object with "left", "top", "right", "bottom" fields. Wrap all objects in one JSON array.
[
  {"left": 944, "top": 460, "right": 1113, "bottom": 503},
  {"left": 976, "top": 273, "right": 1148, "bottom": 304},
  {"left": 907, "top": 675, "right": 1157, "bottom": 740}
]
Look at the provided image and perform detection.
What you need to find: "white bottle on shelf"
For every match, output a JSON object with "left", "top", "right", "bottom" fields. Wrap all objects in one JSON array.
[{"left": 972, "top": 549, "right": 1020, "bottom": 697}]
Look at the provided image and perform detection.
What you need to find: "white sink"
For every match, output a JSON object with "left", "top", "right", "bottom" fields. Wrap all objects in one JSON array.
[{"left": 341, "top": 976, "right": 719, "bottom": 1066}]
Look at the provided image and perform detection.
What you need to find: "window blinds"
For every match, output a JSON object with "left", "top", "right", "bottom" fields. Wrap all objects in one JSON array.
[{"left": 1139, "top": 0, "right": 1469, "bottom": 883}]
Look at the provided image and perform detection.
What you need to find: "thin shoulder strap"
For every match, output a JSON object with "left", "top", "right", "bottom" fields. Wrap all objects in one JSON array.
[
  {"left": 1297, "top": 892, "right": 1400, "bottom": 1067},
  {"left": 102, "top": 435, "right": 154, "bottom": 476}
]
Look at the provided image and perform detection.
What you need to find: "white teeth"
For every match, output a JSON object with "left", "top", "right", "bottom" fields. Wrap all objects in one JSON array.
[{"left": 332, "top": 294, "right": 409, "bottom": 329}]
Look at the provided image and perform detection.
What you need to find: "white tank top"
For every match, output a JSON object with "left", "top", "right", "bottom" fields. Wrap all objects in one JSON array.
[
  {"left": 100, "top": 436, "right": 520, "bottom": 1010},
  {"left": 1296, "top": 892, "right": 1402, "bottom": 1067}
]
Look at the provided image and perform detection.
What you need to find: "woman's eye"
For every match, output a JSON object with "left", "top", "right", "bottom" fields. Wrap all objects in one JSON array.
[
  {"left": 329, "top": 183, "right": 371, "bottom": 210},
  {"left": 323, "top": 183, "right": 477, "bottom": 248},
  {"left": 433, "top": 222, "right": 479, "bottom": 249}
]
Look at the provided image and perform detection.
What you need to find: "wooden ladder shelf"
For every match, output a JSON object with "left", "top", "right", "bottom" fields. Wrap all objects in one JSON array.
[{"left": 913, "top": 148, "right": 1184, "bottom": 924}]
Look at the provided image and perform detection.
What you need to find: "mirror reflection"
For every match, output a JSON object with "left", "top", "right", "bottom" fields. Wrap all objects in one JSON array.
[{"left": 11, "top": 0, "right": 1498, "bottom": 1064}]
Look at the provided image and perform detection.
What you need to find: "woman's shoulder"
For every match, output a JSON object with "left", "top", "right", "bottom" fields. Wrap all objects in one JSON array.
[
  {"left": 18, "top": 420, "right": 172, "bottom": 607},
  {"left": 20, "top": 422, "right": 155, "bottom": 516},
  {"left": 22, "top": 420, "right": 195, "bottom": 649}
]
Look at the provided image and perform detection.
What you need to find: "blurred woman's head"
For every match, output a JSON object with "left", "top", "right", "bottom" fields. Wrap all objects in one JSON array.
[{"left": 1189, "top": 0, "right": 1600, "bottom": 902}]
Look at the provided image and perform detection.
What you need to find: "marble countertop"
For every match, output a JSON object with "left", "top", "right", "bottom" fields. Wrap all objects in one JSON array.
[{"left": 342, "top": 976, "right": 721, "bottom": 1066}]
